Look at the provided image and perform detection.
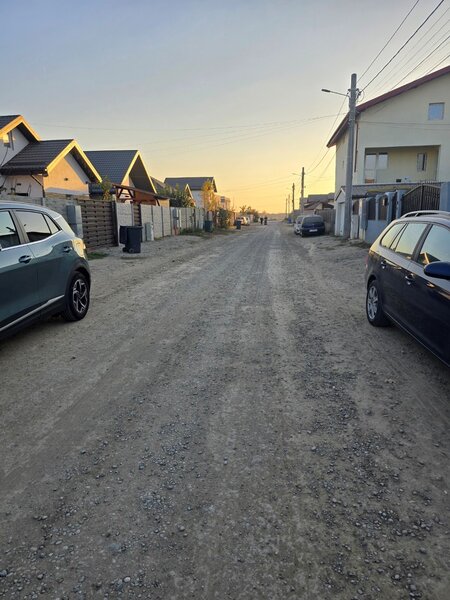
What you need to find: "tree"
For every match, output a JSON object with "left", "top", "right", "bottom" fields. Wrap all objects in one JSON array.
[
  {"left": 162, "top": 184, "right": 195, "bottom": 208},
  {"left": 239, "top": 205, "right": 247, "bottom": 215},
  {"left": 100, "top": 176, "right": 113, "bottom": 201},
  {"left": 202, "top": 180, "right": 217, "bottom": 212}
]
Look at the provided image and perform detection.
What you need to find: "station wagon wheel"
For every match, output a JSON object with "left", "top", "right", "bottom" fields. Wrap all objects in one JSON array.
[
  {"left": 366, "top": 280, "right": 389, "bottom": 327},
  {"left": 62, "top": 272, "right": 90, "bottom": 322}
]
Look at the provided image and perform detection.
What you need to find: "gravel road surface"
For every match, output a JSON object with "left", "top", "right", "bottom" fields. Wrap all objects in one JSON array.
[{"left": 1, "top": 223, "right": 449, "bottom": 599}]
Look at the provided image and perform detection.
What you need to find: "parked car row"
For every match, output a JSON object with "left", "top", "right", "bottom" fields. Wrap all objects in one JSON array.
[
  {"left": 365, "top": 210, "right": 450, "bottom": 366},
  {"left": 294, "top": 214, "right": 325, "bottom": 236},
  {"left": 0, "top": 202, "right": 91, "bottom": 340}
]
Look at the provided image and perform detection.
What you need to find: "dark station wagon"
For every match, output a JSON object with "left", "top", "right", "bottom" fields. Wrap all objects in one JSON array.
[
  {"left": 0, "top": 202, "right": 91, "bottom": 339},
  {"left": 365, "top": 211, "right": 450, "bottom": 366}
]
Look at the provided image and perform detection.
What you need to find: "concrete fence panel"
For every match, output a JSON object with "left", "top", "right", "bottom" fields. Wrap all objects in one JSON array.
[
  {"left": 162, "top": 207, "right": 172, "bottom": 236},
  {"left": 152, "top": 206, "right": 163, "bottom": 239}
]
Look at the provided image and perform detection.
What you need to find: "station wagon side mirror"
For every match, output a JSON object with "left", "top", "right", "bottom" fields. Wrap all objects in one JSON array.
[{"left": 423, "top": 261, "right": 450, "bottom": 280}]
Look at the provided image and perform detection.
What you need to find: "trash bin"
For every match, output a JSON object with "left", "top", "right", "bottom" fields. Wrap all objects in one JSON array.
[
  {"left": 119, "top": 225, "right": 142, "bottom": 253},
  {"left": 204, "top": 220, "right": 213, "bottom": 233},
  {"left": 236, "top": 219, "right": 241, "bottom": 230}
]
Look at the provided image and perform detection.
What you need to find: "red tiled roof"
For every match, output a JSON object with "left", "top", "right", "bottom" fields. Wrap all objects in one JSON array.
[{"left": 327, "top": 65, "right": 450, "bottom": 147}]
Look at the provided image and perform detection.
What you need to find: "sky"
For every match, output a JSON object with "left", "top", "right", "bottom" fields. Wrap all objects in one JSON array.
[{"left": 2, "top": 0, "right": 449, "bottom": 212}]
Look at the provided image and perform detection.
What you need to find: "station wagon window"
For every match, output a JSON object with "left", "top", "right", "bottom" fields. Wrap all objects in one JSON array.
[
  {"left": 428, "top": 102, "right": 444, "bottom": 120},
  {"left": 391, "top": 223, "right": 427, "bottom": 259},
  {"left": 0, "top": 211, "right": 21, "bottom": 248},
  {"left": 380, "top": 223, "right": 404, "bottom": 249},
  {"left": 417, "top": 225, "right": 450, "bottom": 265},
  {"left": 15, "top": 210, "right": 52, "bottom": 243}
]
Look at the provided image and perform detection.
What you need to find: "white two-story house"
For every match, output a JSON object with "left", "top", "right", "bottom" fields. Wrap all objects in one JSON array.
[{"left": 327, "top": 65, "right": 450, "bottom": 234}]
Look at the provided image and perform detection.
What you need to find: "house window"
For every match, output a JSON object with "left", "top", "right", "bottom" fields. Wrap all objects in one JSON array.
[
  {"left": 377, "top": 153, "right": 388, "bottom": 169},
  {"left": 365, "top": 154, "right": 376, "bottom": 170},
  {"left": 417, "top": 153, "right": 427, "bottom": 171},
  {"left": 428, "top": 102, "right": 444, "bottom": 120}
]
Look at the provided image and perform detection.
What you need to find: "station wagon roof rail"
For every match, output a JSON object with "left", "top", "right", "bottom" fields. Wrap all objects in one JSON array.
[{"left": 402, "top": 210, "right": 450, "bottom": 219}]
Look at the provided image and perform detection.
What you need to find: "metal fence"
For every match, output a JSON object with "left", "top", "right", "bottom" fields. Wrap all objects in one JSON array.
[{"left": 401, "top": 184, "right": 440, "bottom": 215}]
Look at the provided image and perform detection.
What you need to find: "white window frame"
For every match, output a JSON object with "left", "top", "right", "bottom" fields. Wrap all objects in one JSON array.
[
  {"left": 428, "top": 102, "right": 444, "bottom": 120},
  {"left": 417, "top": 153, "right": 427, "bottom": 172}
]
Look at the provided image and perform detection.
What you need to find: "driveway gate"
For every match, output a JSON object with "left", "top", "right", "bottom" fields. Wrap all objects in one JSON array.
[{"left": 401, "top": 184, "right": 440, "bottom": 215}]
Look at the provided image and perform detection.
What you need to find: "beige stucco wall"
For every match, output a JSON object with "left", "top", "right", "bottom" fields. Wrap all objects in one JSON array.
[
  {"left": 364, "top": 146, "right": 439, "bottom": 183},
  {"left": 45, "top": 153, "right": 91, "bottom": 195},
  {"left": 334, "top": 72, "right": 450, "bottom": 194}
]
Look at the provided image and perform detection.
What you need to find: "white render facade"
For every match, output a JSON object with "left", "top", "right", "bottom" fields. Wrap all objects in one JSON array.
[{"left": 333, "top": 70, "right": 450, "bottom": 195}]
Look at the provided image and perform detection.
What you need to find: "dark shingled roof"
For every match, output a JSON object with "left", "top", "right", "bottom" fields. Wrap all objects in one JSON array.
[
  {"left": 85, "top": 150, "right": 138, "bottom": 184},
  {"left": 0, "top": 115, "right": 20, "bottom": 130},
  {"left": 151, "top": 177, "right": 167, "bottom": 194},
  {"left": 0, "top": 140, "right": 74, "bottom": 175},
  {"left": 164, "top": 177, "right": 216, "bottom": 191}
]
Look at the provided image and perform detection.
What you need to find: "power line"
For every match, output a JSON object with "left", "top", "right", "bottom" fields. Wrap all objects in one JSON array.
[
  {"left": 367, "top": 12, "right": 449, "bottom": 95},
  {"left": 359, "top": 0, "right": 422, "bottom": 82},
  {"left": 305, "top": 98, "right": 347, "bottom": 175},
  {"left": 388, "top": 33, "right": 450, "bottom": 89},
  {"left": 425, "top": 51, "right": 450, "bottom": 71},
  {"left": 362, "top": 0, "right": 446, "bottom": 92}
]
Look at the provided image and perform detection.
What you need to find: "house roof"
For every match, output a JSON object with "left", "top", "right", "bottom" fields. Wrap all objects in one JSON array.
[
  {"left": 335, "top": 182, "right": 423, "bottom": 202},
  {"left": 151, "top": 176, "right": 167, "bottom": 194},
  {"left": 0, "top": 139, "right": 101, "bottom": 181},
  {"left": 86, "top": 150, "right": 156, "bottom": 192},
  {"left": 164, "top": 177, "right": 217, "bottom": 192},
  {"left": 0, "top": 114, "right": 40, "bottom": 142},
  {"left": 304, "top": 199, "right": 333, "bottom": 211},
  {"left": 327, "top": 65, "right": 450, "bottom": 147}
]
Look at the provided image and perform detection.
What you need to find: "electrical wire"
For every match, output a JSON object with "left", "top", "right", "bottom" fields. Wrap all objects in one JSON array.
[
  {"left": 388, "top": 33, "right": 450, "bottom": 89},
  {"left": 307, "top": 152, "right": 336, "bottom": 185},
  {"left": 425, "top": 50, "right": 450, "bottom": 71},
  {"left": 359, "top": 0, "right": 422, "bottom": 82},
  {"left": 361, "top": 0, "right": 446, "bottom": 92},
  {"left": 367, "top": 12, "right": 449, "bottom": 95}
]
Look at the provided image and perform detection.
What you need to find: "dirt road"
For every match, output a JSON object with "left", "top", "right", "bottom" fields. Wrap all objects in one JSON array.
[{"left": 1, "top": 223, "right": 449, "bottom": 599}]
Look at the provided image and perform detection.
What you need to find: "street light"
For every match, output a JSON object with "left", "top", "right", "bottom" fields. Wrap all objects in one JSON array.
[{"left": 321, "top": 76, "right": 360, "bottom": 238}]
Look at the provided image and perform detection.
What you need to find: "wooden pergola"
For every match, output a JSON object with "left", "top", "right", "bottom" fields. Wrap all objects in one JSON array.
[{"left": 113, "top": 183, "right": 168, "bottom": 205}]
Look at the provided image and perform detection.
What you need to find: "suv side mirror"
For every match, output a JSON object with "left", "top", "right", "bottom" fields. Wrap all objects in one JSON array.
[{"left": 424, "top": 261, "right": 450, "bottom": 280}]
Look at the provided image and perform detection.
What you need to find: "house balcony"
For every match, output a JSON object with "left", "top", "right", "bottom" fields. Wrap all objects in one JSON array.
[{"left": 363, "top": 145, "right": 439, "bottom": 185}]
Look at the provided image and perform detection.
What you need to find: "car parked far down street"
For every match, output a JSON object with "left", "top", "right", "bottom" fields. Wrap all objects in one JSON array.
[
  {"left": 365, "top": 210, "right": 450, "bottom": 366},
  {"left": 298, "top": 215, "right": 325, "bottom": 237},
  {"left": 0, "top": 202, "right": 91, "bottom": 340}
]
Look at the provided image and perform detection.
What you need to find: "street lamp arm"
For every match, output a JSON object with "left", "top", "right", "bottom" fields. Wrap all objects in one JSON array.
[{"left": 321, "top": 88, "right": 349, "bottom": 97}]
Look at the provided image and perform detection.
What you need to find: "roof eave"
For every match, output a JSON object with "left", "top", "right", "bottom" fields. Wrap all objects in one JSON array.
[{"left": 0, "top": 115, "right": 40, "bottom": 142}]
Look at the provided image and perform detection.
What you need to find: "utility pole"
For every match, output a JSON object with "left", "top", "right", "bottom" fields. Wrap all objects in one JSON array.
[
  {"left": 322, "top": 73, "right": 359, "bottom": 238},
  {"left": 344, "top": 73, "right": 358, "bottom": 239},
  {"left": 300, "top": 167, "right": 305, "bottom": 211},
  {"left": 292, "top": 184, "right": 295, "bottom": 215}
]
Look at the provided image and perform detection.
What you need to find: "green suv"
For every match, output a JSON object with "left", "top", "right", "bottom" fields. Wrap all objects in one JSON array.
[{"left": 0, "top": 202, "right": 91, "bottom": 339}]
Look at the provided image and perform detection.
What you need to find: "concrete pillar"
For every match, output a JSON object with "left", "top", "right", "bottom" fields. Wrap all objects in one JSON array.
[
  {"left": 375, "top": 194, "right": 382, "bottom": 221},
  {"left": 440, "top": 182, "right": 450, "bottom": 212},
  {"left": 395, "top": 190, "right": 404, "bottom": 219},
  {"left": 66, "top": 204, "right": 83, "bottom": 238}
]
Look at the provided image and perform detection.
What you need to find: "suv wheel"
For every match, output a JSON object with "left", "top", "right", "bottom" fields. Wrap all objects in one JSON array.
[
  {"left": 366, "top": 280, "right": 389, "bottom": 327},
  {"left": 62, "top": 272, "right": 90, "bottom": 322}
]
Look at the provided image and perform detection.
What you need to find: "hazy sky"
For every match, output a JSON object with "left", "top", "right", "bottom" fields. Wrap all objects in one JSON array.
[{"left": 2, "top": 0, "right": 449, "bottom": 211}]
